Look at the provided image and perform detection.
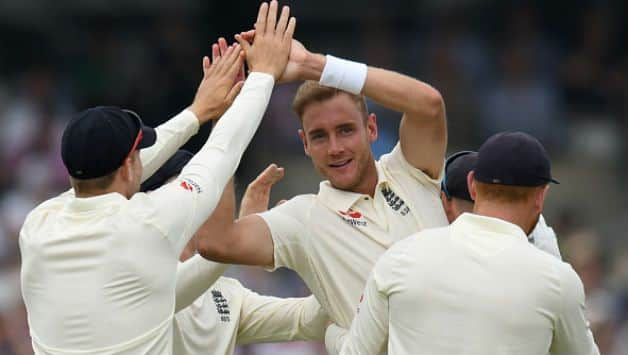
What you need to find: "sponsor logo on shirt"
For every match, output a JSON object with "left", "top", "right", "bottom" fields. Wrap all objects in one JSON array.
[
  {"left": 180, "top": 178, "right": 202, "bottom": 193},
  {"left": 381, "top": 186, "right": 410, "bottom": 216},
  {"left": 338, "top": 209, "right": 367, "bottom": 227},
  {"left": 211, "top": 290, "right": 230, "bottom": 322}
]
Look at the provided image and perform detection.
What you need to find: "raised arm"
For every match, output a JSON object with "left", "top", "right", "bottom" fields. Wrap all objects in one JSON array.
[
  {"left": 269, "top": 38, "right": 447, "bottom": 178},
  {"left": 145, "top": 1, "right": 295, "bottom": 256}
]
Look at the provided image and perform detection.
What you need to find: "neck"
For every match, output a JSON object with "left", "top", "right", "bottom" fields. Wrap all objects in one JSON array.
[
  {"left": 74, "top": 184, "right": 129, "bottom": 199},
  {"left": 473, "top": 201, "right": 537, "bottom": 235},
  {"left": 352, "top": 159, "right": 379, "bottom": 197}
]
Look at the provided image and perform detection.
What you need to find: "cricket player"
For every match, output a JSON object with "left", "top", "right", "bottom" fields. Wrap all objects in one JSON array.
[
  {"left": 196, "top": 32, "right": 449, "bottom": 336},
  {"left": 325, "top": 132, "right": 600, "bottom": 355},
  {"left": 139, "top": 152, "right": 328, "bottom": 355},
  {"left": 441, "top": 150, "right": 562, "bottom": 259},
  {"left": 19, "top": 2, "right": 295, "bottom": 353}
]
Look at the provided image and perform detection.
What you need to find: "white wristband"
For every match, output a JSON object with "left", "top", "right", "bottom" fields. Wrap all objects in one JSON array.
[{"left": 319, "top": 55, "right": 368, "bottom": 95}]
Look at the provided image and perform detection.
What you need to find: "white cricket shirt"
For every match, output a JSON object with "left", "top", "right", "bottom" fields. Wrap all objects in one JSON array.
[
  {"left": 20, "top": 73, "right": 275, "bottom": 354},
  {"left": 529, "top": 214, "right": 562, "bottom": 259},
  {"left": 326, "top": 213, "right": 600, "bottom": 355},
  {"left": 173, "top": 277, "right": 327, "bottom": 355},
  {"left": 259, "top": 143, "right": 448, "bottom": 328}
]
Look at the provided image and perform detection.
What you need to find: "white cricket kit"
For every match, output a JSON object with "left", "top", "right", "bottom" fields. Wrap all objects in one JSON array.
[
  {"left": 529, "top": 214, "right": 562, "bottom": 259},
  {"left": 326, "top": 213, "right": 600, "bottom": 355},
  {"left": 173, "top": 277, "right": 327, "bottom": 355},
  {"left": 19, "top": 73, "right": 275, "bottom": 355},
  {"left": 259, "top": 144, "right": 448, "bottom": 328}
]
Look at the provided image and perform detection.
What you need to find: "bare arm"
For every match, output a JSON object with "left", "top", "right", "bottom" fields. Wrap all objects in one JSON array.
[
  {"left": 195, "top": 175, "right": 275, "bottom": 267},
  {"left": 272, "top": 39, "right": 447, "bottom": 178}
]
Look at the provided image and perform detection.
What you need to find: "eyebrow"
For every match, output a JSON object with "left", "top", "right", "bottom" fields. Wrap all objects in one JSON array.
[{"left": 307, "top": 128, "right": 326, "bottom": 138}]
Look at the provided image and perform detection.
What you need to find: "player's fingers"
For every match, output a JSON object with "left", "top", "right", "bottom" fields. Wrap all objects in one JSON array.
[
  {"left": 202, "top": 56, "right": 211, "bottom": 76},
  {"left": 225, "top": 46, "right": 243, "bottom": 77},
  {"left": 214, "top": 45, "right": 232, "bottom": 73},
  {"left": 234, "top": 34, "right": 252, "bottom": 52},
  {"left": 283, "top": 17, "right": 296, "bottom": 41},
  {"left": 255, "top": 2, "right": 268, "bottom": 35},
  {"left": 218, "top": 37, "right": 229, "bottom": 56},
  {"left": 275, "top": 5, "right": 290, "bottom": 34},
  {"left": 240, "top": 29, "right": 256, "bottom": 42},
  {"left": 266, "top": 0, "right": 278, "bottom": 33},
  {"left": 253, "top": 164, "right": 285, "bottom": 187},
  {"left": 211, "top": 43, "right": 220, "bottom": 63}
]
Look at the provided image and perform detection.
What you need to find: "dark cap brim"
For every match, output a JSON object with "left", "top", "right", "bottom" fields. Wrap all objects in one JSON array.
[{"left": 138, "top": 125, "right": 156, "bottom": 149}]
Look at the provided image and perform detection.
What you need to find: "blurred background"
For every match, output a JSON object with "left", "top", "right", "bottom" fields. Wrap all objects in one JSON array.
[{"left": 0, "top": 0, "right": 627, "bottom": 353}]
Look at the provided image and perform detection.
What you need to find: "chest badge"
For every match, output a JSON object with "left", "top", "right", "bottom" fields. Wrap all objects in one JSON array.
[
  {"left": 381, "top": 186, "right": 410, "bottom": 216},
  {"left": 338, "top": 209, "right": 367, "bottom": 227}
]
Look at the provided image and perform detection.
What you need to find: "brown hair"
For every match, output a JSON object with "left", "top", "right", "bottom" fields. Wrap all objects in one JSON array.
[
  {"left": 292, "top": 81, "right": 368, "bottom": 122},
  {"left": 474, "top": 181, "right": 545, "bottom": 204}
]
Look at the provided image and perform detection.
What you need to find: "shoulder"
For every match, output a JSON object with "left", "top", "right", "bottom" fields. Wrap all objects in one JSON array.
[
  {"left": 21, "top": 189, "right": 74, "bottom": 238},
  {"left": 258, "top": 194, "right": 316, "bottom": 222},
  {"left": 378, "top": 142, "right": 444, "bottom": 187}
]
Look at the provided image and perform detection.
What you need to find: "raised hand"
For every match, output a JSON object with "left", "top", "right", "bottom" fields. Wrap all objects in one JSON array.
[
  {"left": 188, "top": 43, "right": 245, "bottom": 124},
  {"left": 239, "top": 30, "right": 310, "bottom": 84},
  {"left": 235, "top": 1, "right": 296, "bottom": 80},
  {"left": 239, "top": 163, "right": 285, "bottom": 217}
]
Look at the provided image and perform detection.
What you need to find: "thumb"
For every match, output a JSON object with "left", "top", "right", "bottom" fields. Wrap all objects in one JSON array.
[
  {"left": 225, "top": 81, "right": 245, "bottom": 105},
  {"left": 234, "top": 34, "right": 252, "bottom": 52}
]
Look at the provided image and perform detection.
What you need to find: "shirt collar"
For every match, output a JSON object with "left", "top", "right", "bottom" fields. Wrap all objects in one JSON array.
[
  {"left": 317, "top": 161, "right": 389, "bottom": 212},
  {"left": 452, "top": 212, "right": 528, "bottom": 241},
  {"left": 63, "top": 192, "right": 127, "bottom": 213}
]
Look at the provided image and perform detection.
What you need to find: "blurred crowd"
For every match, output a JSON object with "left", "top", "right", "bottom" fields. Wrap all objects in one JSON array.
[{"left": 0, "top": 1, "right": 627, "bottom": 354}]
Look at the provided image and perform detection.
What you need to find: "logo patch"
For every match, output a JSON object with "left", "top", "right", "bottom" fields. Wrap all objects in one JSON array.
[
  {"left": 211, "top": 290, "right": 230, "bottom": 322},
  {"left": 338, "top": 209, "right": 367, "bottom": 227},
  {"left": 180, "top": 178, "right": 202, "bottom": 193},
  {"left": 381, "top": 186, "right": 410, "bottom": 216}
]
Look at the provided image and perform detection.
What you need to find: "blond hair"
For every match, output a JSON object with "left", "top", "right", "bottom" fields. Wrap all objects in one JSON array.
[{"left": 292, "top": 81, "right": 368, "bottom": 122}]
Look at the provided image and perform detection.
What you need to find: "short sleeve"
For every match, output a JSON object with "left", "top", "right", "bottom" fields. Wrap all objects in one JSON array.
[
  {"left": 380, "top": 142, "right": 444, "bottom": 188},
  {"left": 257, "top": 195, "right": 313, "bottom": 271}
]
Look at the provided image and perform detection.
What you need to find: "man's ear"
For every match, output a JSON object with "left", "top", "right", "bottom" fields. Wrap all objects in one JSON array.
[
  {"left": 535, "top": 185, "right": 550, "bottom": 214},
  {"left": 467, "top": 170, "right": 477, "bottom": 201},
  {"left": 298, "top": 129, "right": 310, "bottom": 157},
  {"left": 366, "top": 113, "right": 378, "bottom": 143}
]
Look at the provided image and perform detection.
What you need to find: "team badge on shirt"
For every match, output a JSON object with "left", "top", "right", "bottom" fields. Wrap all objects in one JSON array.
[
  {"left": 338, "top": 209, "right": 367, "bottom": 227},
  {"left": 211, "top": 290, "right": 230, "bottom": 322},
  {"left": 180, "top": 178, "right": 203, "bottom": 193},
  {"left": 381, "top": 186, "right": 410, "bottom": 216}
]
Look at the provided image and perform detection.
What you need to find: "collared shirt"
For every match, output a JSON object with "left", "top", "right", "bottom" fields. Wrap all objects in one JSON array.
[
  {"left": 20, "top": 72, "right": 275, "bottom": 355},
  {"left": 258, "top": 143, "right": 448, "bottom": 328},
  {"left": 173, "top": 277, "right": 327, "bottom": 355},
  {"left": 326, "top": 213, "right": 600, "bottom": 355}
]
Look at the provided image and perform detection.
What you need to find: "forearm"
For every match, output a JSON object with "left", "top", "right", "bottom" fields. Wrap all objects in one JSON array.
[
  {"left": 175, "top": 254, "right": 228, "bottom": 312},
  {"left": 140, "top": 110, "right": 200, "bottom": 181}
]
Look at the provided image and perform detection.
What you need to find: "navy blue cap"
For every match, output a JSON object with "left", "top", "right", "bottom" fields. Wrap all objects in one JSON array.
[
  {"left": 474, "top": 132, "right": 559, "bottom": 187},
  {"left": 61, "top": 106, "right": 156, "bottom": 179},
  {"left": 140, "top": 150, "right": 193, "bottom": 192},
  {"left": 442, "top": 151, "right": 477, "bottom": 202}
]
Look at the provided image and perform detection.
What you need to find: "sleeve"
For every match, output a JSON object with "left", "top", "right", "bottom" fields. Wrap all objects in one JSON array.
[
  {"left": 256, "top": 195, "right": 310, "bottom": 271},
  {"left": 549, "top": 264, "right": 600, "bottom": 355},
  {"left": 237, "top": 293, "right": 329, "bottom": 344},
  {"left": 381, "top": 142, "right": 444, "bottom": 188},
  {"left": 138, "top": 72, "right": 275, "bottom": 255},
  {"left": 529, "top": 215, "right": 562, "bottom": 260},
  {"left": 174, "top": 254, "right": 228, "bottom": 312},
  {"left": 140, "top": 110, "right": 200, "bottom": 182},
  {"left": 325, "top": 252, "right": 396, "bottom": 355}
]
